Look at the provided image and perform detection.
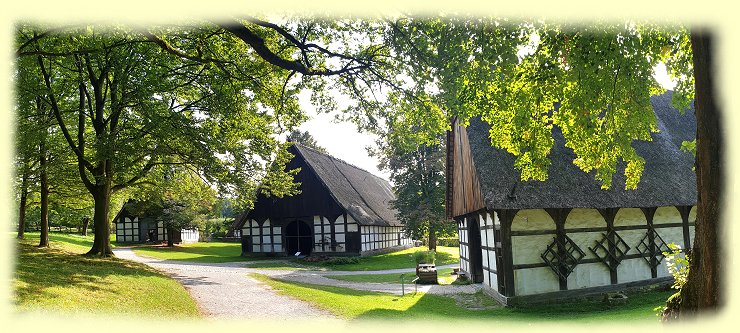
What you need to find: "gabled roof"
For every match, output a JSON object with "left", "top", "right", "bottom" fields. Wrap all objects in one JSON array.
[
  {"left": 462, "top": 91, "right": 697, "bottom": 210},
  {"left": 292, "top": 144, "right": 401, "bottom": 226}
]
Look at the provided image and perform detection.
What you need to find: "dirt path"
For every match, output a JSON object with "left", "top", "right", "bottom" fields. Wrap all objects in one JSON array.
[
  {"left": 114, "top": 248, "right": 480, "bottom": 319},
  {"left": 113, "top": 248, "right": 338, "bottom": 320}
]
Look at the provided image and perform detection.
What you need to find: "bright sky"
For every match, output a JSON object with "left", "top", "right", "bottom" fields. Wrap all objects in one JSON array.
[
  {"left": 297, "top": 91, "right": 390, "bottom": 180},
  {"left": 298, "top": 64, "right": 676, "bottom": 182}
]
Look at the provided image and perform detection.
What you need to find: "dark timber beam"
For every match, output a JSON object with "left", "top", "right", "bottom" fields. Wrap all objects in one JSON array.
[
  {"left": 598, "top": 208, "right": 620, "bottom": 284},
  {"left": 641, "top": 207, "right": 658, "bottom": 279},
  {"left": 496, "top": 209, "right": 517, "bottom": 297}
]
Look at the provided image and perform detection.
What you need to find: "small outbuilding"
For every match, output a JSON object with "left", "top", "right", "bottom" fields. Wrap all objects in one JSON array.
[
  {"left": 234, "top": 144, "right": 412, "bottom": 256},
  {"left": 447, "top": 92, "right": 696, "bottom": 305},
  {"left": 113, "top": 205, "right": 199, "bottom": 244}
]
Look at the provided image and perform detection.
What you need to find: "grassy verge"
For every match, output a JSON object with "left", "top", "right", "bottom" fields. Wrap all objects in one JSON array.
[
  {"left": 247, "top": 246, "right": 460, "bottom": 271},
  {"left": 131, "top": 241, "right": 273, "bottom": 263},
  {"left": 14, "top": 233, "right": 200, "bottom": 318},
  {"left": 251, "top": 273, "right": 669, "bottom": 323},
  {"left": 326, "top": 268, "right": 456, "bottom": 284}
]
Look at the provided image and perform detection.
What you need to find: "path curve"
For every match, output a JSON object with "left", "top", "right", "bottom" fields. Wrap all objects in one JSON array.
[{"left": 113, "top": 247, "right": 338, "bottom": 320}]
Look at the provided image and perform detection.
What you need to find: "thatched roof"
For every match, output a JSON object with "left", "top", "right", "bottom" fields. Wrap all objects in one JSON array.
[
  {"left": 293, "top": 144, "right": 401, "bottom": 226},
  {"left": 466, "top": 91, "right": 697, "bottom": 210}
]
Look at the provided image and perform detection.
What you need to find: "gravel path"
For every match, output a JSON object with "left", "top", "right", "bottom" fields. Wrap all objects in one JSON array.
[
  {"left": 114, "top": 248, "right": 480, "bottom": 319},
  {"left": 113, "top": 248, "right": 337, "bottom": 320}
]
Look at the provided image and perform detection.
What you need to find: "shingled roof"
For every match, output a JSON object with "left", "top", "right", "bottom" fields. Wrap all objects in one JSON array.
[
  {"left": 465, "top": 91, "right": 697, "bottom": 210},
  {"left": 292, "top": 144, "right": 401, "bottom": 226}
]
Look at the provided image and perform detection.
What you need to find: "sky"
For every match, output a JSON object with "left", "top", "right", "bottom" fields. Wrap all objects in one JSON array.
[
  {"left": 298, "top": 63, "right": 676, "bottom": 182},
  {"left": 296, "top": 91, "right": 390, "bottom": 180}
]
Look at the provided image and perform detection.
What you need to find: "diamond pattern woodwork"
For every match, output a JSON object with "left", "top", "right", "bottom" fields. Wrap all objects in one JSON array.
[
  {"left": 541, "top": 235, "right": 586, "bottom": 280},
  {"left": 589, "top": 231, "right": 630, "bottom": 271},
  {"left": 636, "top": 231, "right": 671, "bottom": 268}
]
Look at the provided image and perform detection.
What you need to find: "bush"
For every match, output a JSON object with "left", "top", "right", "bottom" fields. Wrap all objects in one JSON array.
[
  {"left": 437, "top": 237, "right": 459, "bottom": 247},
  {"left": 413, "top": 250, "right": 436, "bottom": 264},
  {"left": 656, "top": 243, "right": 690, "bottom": 321},
  {"left": 325, "top": 257, "right": 360, "bottom": 265}
]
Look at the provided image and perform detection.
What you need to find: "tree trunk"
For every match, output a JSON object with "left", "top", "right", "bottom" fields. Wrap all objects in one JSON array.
[
  {"left": 81, "top": 217, "right": 90, "bottom": 236},
  {"left": 17, "top": 171, "right": 29, "bottom": 240},
  {"left": 428, "top": 223, "right": 437, "bottom": 251},
  {"left": 85, "top": 184, "right": 114, "bottom": 257},
  {"left": 678, "top": 30, "right": 722, "bottom": 316},
  {"left": 38, "top": 142, "right": 49, "bottom": 247},
  {"left": 167, "top": 227, "right": 174, "bottom": 247}
]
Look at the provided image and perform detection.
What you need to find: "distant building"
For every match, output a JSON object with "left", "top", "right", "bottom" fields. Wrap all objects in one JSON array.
[
  {"left": 234, "top": 144, "right": 412, "bottom": 256},
  {"left": 113, "top": 205, "right": 199, "bottom": 244},
  {"left": 447, "top": 92, "right": 696, "bottom": 305}
]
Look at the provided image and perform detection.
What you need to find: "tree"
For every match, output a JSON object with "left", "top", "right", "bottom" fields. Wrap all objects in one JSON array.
[
  {"left": 130, "top": 166, "right": 217, "bottom": 246},
  {"left": 15, "top": 19, "right": 395, "bottom": 257},
  {"left": 371, "top": 17, "right": 719, "bottom": 316},
  {"left": 15, "top": 24, "right": 304, "bottom": 256},
  {"left": 287, "top": 129, "right": 327, "bottom": 153},
  {"left": 371, "top": 114, "right": 453, "bottom": 250}
]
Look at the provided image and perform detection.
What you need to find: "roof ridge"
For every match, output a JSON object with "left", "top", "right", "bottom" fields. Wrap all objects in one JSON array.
[{"left": 293, "top": 143, "right": 386, "bottom": 182}]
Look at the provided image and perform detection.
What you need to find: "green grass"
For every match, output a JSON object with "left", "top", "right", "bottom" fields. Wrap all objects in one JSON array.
[
  {"left": 14, "top": 233, "right": 200, "bottom": 317},
  {"left": 131, "top": 241, "right": 273, "bottom": 263},
  {"left": 251, "top": 273, "right": 670, "bottom": 323},
  {"left": 246, "top": 246, "right": 460, "bottom": 271},
  {"left": 22, "top": 232, "right": 116, "bottom": 253},
  {"left": 326, "top": 267, "right": 456, "bottom": 284}
]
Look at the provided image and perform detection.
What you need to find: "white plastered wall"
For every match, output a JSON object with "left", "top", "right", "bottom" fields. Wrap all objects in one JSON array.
[
  {"left": 244, "top": 219, "right": 281, "bottom": 253},
  {"left": 565, "top": 209, "right": 611, "bottom": 289},
  {"left": 360, "top": 223, "right": 409, "bottom": 252},
  {"left": 654, "top": 206, "right": 684, "bottom": 277},
  {"left": 480, "top": 211, "right": 498, "bottom": 290},
  {"left": 511, "top": 209, "right": 559, "bottom": 295},
  {"left": 615, "top": 208, "right": 652, "bottom": 283},
  {"left": 116, "top": 216, "right": 140, "bottom": 243},
  {"left": 458, "top": 217, "right": 469, "bottom": 275}
]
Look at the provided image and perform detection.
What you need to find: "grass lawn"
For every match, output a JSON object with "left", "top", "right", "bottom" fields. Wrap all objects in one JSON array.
[
  {"left": 251, "top": 273, "right": 670, "bottom": 323},
  {"left": 131, "top": 241, "right": 271, "bottom": 263},
  {"left": 326, "top": 267, "right": 456, "bottom": 284},
  {"left": 247, "top": 246, "right": 460, "bottom": 271},
  {"left": 13, "top": 233, "right": 200, "bottom": 318},
  {"left": 22, "top": 232, "right": 116, "bottom": 253}
]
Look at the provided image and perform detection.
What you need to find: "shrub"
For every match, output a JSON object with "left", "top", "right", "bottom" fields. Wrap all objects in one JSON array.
[
  {"left": 437, "top": 237, "right": 459, "bottom": 247},
  {"left": 413, "top": 250, "right": 436, "bottom": 264},
  {"left": 656, "top": 243, "right": 690, "bottom": 321},
  {"left": 325, "top": 257, "right": 360, "bottom": 265}
]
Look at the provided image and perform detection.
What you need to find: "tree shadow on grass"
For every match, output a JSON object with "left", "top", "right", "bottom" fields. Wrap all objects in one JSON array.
[
  {"left": 264, "top": 276, "right": 669, "bottom": 324},
  {"left": 14, "top": 242, "right": 168, "bottom": 305}
]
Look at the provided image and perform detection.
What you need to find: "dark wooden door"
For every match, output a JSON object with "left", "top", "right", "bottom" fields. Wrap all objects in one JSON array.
[
  {"left": 285, "top": 220, "right": 313, "bottom": 255},
  {"left": 468, "top": 216, "right": 484, "bottom": 283}
]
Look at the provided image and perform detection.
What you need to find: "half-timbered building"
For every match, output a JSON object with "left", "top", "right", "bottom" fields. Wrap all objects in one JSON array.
[
  {"left": 447, "top": 92, "right": 696, "bottom": 305},
  {"left": 235, "top": 144, "right": 412, "bottom": 256},
  {"left": 114, "top": 206, "right": 199, "bottom": 244}
]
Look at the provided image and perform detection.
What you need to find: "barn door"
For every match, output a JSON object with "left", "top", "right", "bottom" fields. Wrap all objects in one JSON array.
[
  {"left": 285, "top": 220, "right": 313, "bottom": 255},
  {"left": 468, "top": 215, "right": 484, "bottom": 283}
]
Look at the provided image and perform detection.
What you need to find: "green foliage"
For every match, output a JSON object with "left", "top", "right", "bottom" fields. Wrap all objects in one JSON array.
[
  {"left": 680, "top": 139, "right": 697, "bottom": 157},
  {"left": 324, "top": 257, "right": 361, "bottom": 265},
  {"left": 413, "top": 250, "right": 436, "bottom": 264},
  {"left": 654, "top": 243, "right": 690, "bottom": 319},
  {"left": 371, "top": 133, "right": 455, "bottom": 245},
  {"left": 372, "top": 18, "right": 695, "bottom": 190},
  {"left": 288, "top": 129, "right": 328, "bottom": 153},
  {"left": 437, "top": 237, "right": 460, "bottom": 247},
  {"left": 664, "top": 243, "right": 690, "bottom": 290}
]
